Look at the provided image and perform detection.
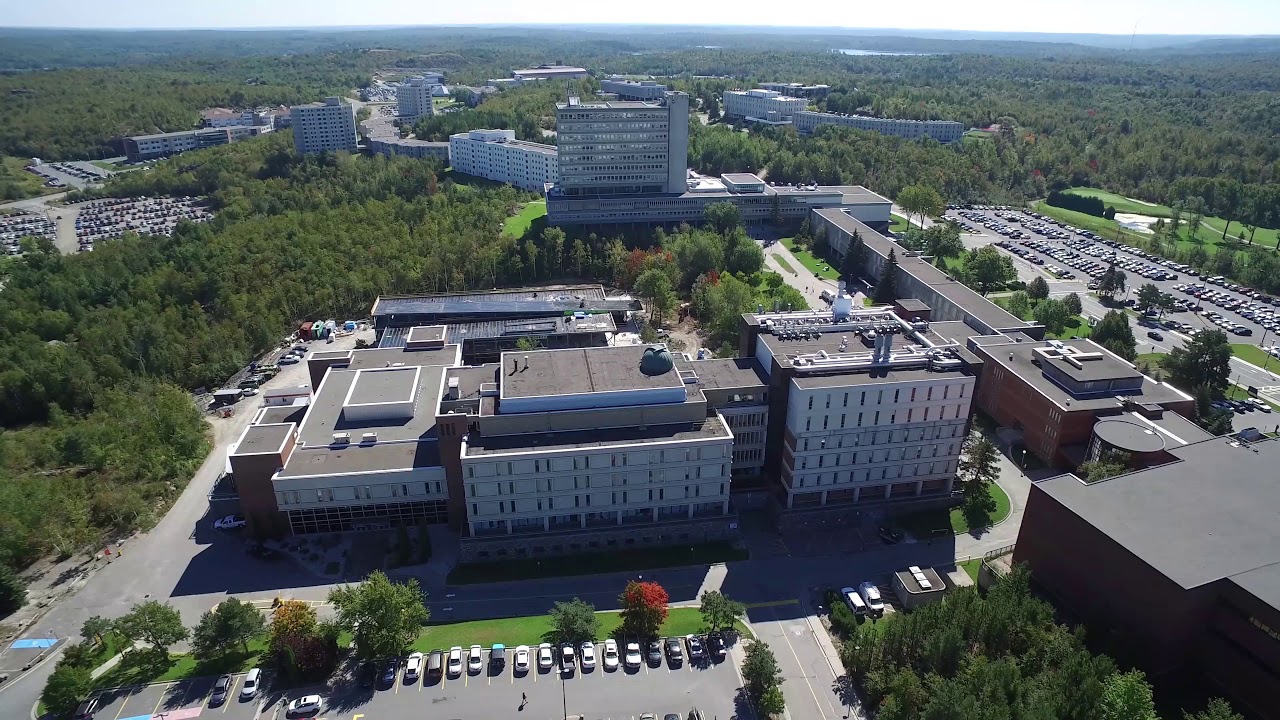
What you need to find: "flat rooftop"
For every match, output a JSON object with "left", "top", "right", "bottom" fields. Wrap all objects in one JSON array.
[
  {"left": 895, "top": 567, "right": 947, "bottom": 595},
  {"left": 371, "top": 286, "right": 641, "bottom": 319},
  {"left": 296, "top": 358, "right": 452, "bottom": 447},
  {"left": 977, "top": 339, "right": 1191, "bottom": 411},
  {"left": 692, "top": 358, "right": 768, "bottom": 391},
  {"left": 233, "top": 423, "right": 293, "bottom": 456},
  {"left": 1042, "top": 352, "right": 1139, "bottom": 383},
  {"left": 465, "top": 420, "right": 729, "bottom": 456},
  {"left": 254, "top": 405, "right": 308, "bottom": 426},
  {"left": 501, "top": 345, "right": 685, "bottom": 400},
  {"left": 277, "top": 442, "right": 442, "bottom": 478},
  {"left": 816, "top": 209, "right": 1033, "bottom": 333},
  {"left": 347, "top": 366, "right": 418, "bottom": 405},
  {"left": 1038, "top": 436, "right": 1280, "bottom": 607},
  {"left": 722, "top": 172, "right": 764, "bottom": 185},
  {"left": 556, "top": 99, "right": 664, "bottom": 109}
]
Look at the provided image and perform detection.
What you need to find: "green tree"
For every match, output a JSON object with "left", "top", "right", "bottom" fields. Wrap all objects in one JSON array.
[
  {"left": 913, "top": 224, "right": 964, "bottom": 268},
  {"left": 1135, "top": 283, "right": 1163, "bottom": 311},
  {"left": 1193, "top": 385, "right": 1235, "bottom": 435},
  {"left": 1096, "top": 264, "right": 1127, "bottom": 300},
  {"left": 0, "top": 564, "right": 27, "bottom": 616},
  {"left": 193, "top": 597, "right": 266, "bottom": 659},
  {"left": 1185, "top": 699, "right": 1244, "bottom": 720},
  {"left": 1005, "top": 291, "right": 1032, "bottom": 320},
  {"left": 704, "top": 201, "right": 742, "bottom": 236},
  {"left": 1163, "top": 329, "right": 1232, "bottom": 394},
  {"left": 872, "top": 249, "right": 899, "bottom": 304},
  {"left": 698, "top": 590, "right": 746, "bottom": 632},
  {"left": 759, "top": 685, "right": 787, "bottom": 717},
  {"left": 548, "top": 597, "right": 600, "bottom": 647},
  {"left": 1101, "top": 671, "right": 1158, "bottom": 720},
  {"left": 1033, "top": 298, "right": 1071, "bottom": 336},
  {"left": 618, "top": 580, "right": 669, "bottom": 639},
  {"left": 961, "top": 246, "right": 1016, "bottom": 295},
  {"left": 634, "top": 268, "right": 677, "bottom": 326},
  {"left": 1077, "top": 451, "right": 1130, "bottom": 483},
  {"left": 897, "top": 184, "right": 944, "bottom": 230},
  {"left": 742, "top": 639, "right": 785, "bottom": 702},
  {"left": 41, "top": 664, "right": 91, "bottom": 718},
  {"left": 117, "top": 600, "right": 188, "bottom": 657},
  {"left": 81, "top": 615, "right": 111, "bottom": 648},
  {"left": 957, "top": 433, "right": 1000, "bottom": 522},
  {"left": 1063, "top": 292, "right": 1083, "bottom": 316},
  {"left": 1027, "top": 275, "right": 1050, "bottom": 300},
  {"left": 840, "top": 229, "right": 865, "bottom": 282},
  {"left": 329, "top": 571, "right": 429, "bottom": 660},
  {"left": 1092, "top": 310, "right": 1137, "bottom": 361}
]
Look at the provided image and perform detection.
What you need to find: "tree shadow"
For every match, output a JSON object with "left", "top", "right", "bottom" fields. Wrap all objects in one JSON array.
[
  {"left": 734, "top": 686, "right": 758, "bottom": 720},
  {"left": 94, "top": 648, "right": 175, "bottom": 688}
]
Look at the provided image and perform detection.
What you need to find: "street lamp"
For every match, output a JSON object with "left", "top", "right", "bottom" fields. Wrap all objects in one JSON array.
[
  {"left": 1020, "top": 449, "right": 1028, "bottom": 475},
  {"left": 560, "top": 665, "right": 570, "bottom": 720}
]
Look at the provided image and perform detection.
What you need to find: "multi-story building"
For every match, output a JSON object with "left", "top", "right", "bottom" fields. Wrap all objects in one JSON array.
[
  {"left": 794, "top": 111, "right": 965, "bottom": 144},
  {"left": 124, "top": 127, "right": 266, "bottom": 162},
  {"left": 554, "top": 93, "right": 689, "bottom": 198},
  {"left": 367, "top": 136, "right": 450, "bottom": 161},
  {"left": 546, "top": 93, "right": 890, "bottom": 226},
  {"left": 201, "top": 108, "right": 281, "bottom": 130},
  {"left": 448, "top": 129, "right": 558, "bottom": 192},
  {"left": 737, "top": 303, "right": 982, "bottom": 513},
  {"left": 758, "top": 82, "right": 831, "bottom": 99},
  {"left": 512, "top": 65, "right": 589, "bottom": 82},
  {"left": 600, "top": 78, "right": 669, "bottom": 101},
  {"left": 396, "top": 77, "right": 439, "bottom": 123},
  {"left": 722, "top": 89, "right": 808, "bottom": 124},
  {"left": 1014, "top": 435, "right": 1280, "bottom": 720},
  {"left": 291, "top": 97, "right": 358, "bottom": 155},
  {"left": 969, "top": 336, "right": 1205, "bottom": 468}
]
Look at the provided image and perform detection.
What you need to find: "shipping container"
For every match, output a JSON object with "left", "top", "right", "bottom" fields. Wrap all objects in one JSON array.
[{"left": 298, "top": 321, "right": 312, "bottom": 340}]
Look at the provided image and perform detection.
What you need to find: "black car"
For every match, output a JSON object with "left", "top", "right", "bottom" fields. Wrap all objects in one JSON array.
[
  {"left": 210, "top": 674, "right": 232, "bottom": 705},
  {"left": 380, "top": 659, "right": 398, "bottom": 685},
  {"left": 73, "top": 697, "right": 100, "bottom": 720},
  {"left": 707, "top": 632, "right": 727, "bottom": 661},
  {"left": 877, "top": 526, "right": 903, "bottom": 545},
  {"left": 646, "top": 639, "right": 663, "bottom": 666},
  {"left": 664, "top": 637, "right": 683, "bottom": 664},
  {"left": 1146, "top": 331, "right": 1163, "bottom": 341}
]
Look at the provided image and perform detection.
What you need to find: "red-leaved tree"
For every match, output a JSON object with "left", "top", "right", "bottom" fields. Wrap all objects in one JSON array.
[{"left": 619, "top": 580, "right": 669, "bottom": 638}]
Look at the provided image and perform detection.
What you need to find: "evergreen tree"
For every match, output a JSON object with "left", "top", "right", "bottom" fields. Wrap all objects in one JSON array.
[
  {"left": 840, "top": 230, "right": 865, "bottom": 283},
  {"left": 872, "top": 249, "right": 899, "bottom": 304}
]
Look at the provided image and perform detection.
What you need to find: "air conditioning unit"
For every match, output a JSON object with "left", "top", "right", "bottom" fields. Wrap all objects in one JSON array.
[
  {"left": 361, "top": 432, "right": 378, "bottom": 443},
  {"left": 332, "top": 433, "right": 351, "bottom": 445}
]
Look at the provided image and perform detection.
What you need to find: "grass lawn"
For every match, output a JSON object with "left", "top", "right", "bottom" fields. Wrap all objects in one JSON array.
[
  {"left": 960, "top": 559, "right": 982, "bottom": 583},
  {"left": 447, "top": 542, "right": 748, "bottom": 585},
  {"left": 92, "top": 638, "right": 267, "bottom": 690},
  {"left": 1226, "top": 384, "right": 1280, "bottom": 413},
  {"left": 1033, "top": 201, "right": 1148, "bottom": 245},
  {"left": 3, "top": 156, "right": 60, "bottom": 199},
  {"left": 501, "top": 200, "right": 546, "bottom": 239},
  {"left": 963, "top": 129, "right": 993, "bottom": 142},
  {"left": 992, "top": 296, "right": 1090, "bottom": 339},
  {"left": 896, "top": 481, "right": 1011, "bottom": 539},
  {"left": 90, "top": 159, "right": 119, "bottom": 171},
  {"left": 890, "top": 214, "right": 910, "bottom": 234},
  {"left": 772, "top": 249, "right": 798, "bottom": 276},
  {"left": 1066, "top": 187, "right": 1171, "bottom": 216},
  {"left": 780, "top": 237, "right": 839, "bottom": 280},
  {"left": 1232, "top": 343, "right": 1279, "bottom": 369},
  {"left": 411, "top": 607, "right": 744, "bottom": 652}
]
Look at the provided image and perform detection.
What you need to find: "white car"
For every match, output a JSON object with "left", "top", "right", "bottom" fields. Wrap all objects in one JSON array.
[
  {"left": 537, "top": 642, "right": 554, "bottom": 670},
  {"left": 404, "top": 652, "right": 423, "bottom": 681},
  {"left": 214, "top": 514, "right": 246, "bottom": 530},
  {"left": 514, "top": 645, "right": 531, "bottom": 672},
  {"left": 447, "top": 646, "right": 463, "bottom": 676},
  {"left": 602, "top": 639, "right": 619, "bottom": 671},
  {"left": 286, "top": 695, "right": 322, "bottom": 716},
  {"left": 560, "top": 644, "right": 576, "bottom": 674},
  {"left": 580, "top": 641, "right": 596, "bottom": 669},
  {"left": 858, "top": 581, "right": 886, "bottom": 617},
  {"left": 240, "top": 667, "right": 261, "bottom": 699},
  {"left": 468, "top": 645, "right": 483, "bottom": 673},
  {"left": 241, "top": 388, "right": 259, "bottom": 397},
  {"left": 625, "top": 641, "right": 642, "bottom": 668}
]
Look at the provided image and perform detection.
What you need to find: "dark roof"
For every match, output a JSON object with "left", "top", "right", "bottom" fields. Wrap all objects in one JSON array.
[
  {"left": 1043, "top": 353, "right": 1138, "bottom": 383},
  {"left": 501, "top": 346, "right": 685, "bottom": 399},
  {"left": 1092, "top": 418, "right": 1166, "bottom": 454},
  {"left": 233, "top": 424, "right": 293, "bottom": 456},
  {"left": 1036, "top": 436, "right": 1280, "bottom": 608},
  {"left": 692, "top": 358, "right": 768, "bottom": 391}
]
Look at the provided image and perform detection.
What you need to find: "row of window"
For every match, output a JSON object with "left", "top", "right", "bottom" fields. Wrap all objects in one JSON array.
[
  {"left": 807, "top": 384, "right": 967, "bottom": 411},
  {"left": 733, "top": 448, "right": 765, "bottom": 464},
  {"left": 798, "top": 424, "right": 965, "bottom": 451},
  {"left": 470, "top": 483, "right": 727, "bottom": 517},
  {"left": 287, "top": 500, "right": 447, "bottom": 535},
  {"left": 801, "top": 404, "right": 968, "bottom": 431},
  {"left": 277, "top": 480, "right": 444, "bottom": 506},
  {"left": 725, "top": 412, "right": 766, "bottom": 428},
  {"left": 787, "top": 461, "right": 957, "bottom": 489},
  {"left": 467, "top": 447, "right": 724, "bottom": 477},
  {"left": 795, "top": 442, "right": 959, "bottom": 470},
  {"left": 468, "top": 464, "right": 728, "bottom": 497}
]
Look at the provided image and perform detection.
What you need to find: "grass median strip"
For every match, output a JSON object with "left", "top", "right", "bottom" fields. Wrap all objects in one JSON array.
[{"left": 91, "top": 638, "right": 266, "bottom": 690}]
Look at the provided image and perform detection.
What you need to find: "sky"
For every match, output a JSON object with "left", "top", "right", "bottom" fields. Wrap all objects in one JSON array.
[{"left": 5, "top": 0, "right": 1280, "bottom": 36}]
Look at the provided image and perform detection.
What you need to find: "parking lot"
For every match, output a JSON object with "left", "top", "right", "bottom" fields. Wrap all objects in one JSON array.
[
  {"left": 0, "top": 209, "right": 57, "bottom": 256},
  {"left": 87, "top": 672, "right": 266, "bottom": 720},
  {"left": 73, "top": 196, "right": 212, "bottom": 250},
  {"left": 271, "top": 642, "right": 747, "bottom": 720}
]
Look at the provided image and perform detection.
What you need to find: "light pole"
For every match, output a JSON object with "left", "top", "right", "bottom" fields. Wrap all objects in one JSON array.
[{"left": 560, "top": 666, "right": 569, "bottom": 720}]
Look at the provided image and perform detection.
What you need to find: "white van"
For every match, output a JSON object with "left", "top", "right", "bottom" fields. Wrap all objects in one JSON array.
[
  {"left": 840, "top": 586, "right": 867, "bottom": 616},
  {"left": 240, "top": 667, "right": 261, "bottom": 699},
  {"left": 858, "top": 581, "right": 886, "bottom": 618}
]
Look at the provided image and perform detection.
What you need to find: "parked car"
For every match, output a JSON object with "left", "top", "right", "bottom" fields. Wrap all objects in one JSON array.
[
  {"left": 603, "top": 639, "right": 620, "bottom": 670},
  {"left": 468, "top": 645, "right": 483, "bottom": 673},
  {"left": 664, "top": 637, "right": 683, "bottom": 664},
  {"left": 537, "top": 642, "right": 554, "bottom": 670},
  {"left": 858, "top": 581, "right": 886, "bottom": 617},
  {"left": 490, "top": 644, "right": 506, "bottom": 670},
  {"left": 428, "top": 649, "right": 443, "bottom": 680},
  {"left": 286, "top": 695, "right": 322, "bottom": 716},
  {"left": 580, "top": 641, "right": 596, "bottom": 670},
  {"left": 380, "top": 659, "right": 398, "bottom": 685},
  {"left": 877, "top": 526, "right": 903, "bottom": 545},
  {"left": 405, "top": 652, "right": 423, "bottom": 681},
  {"left": 214, "top": 514, "right": 246, "bottom": 530},
  {"left": 447, "top": 646, "right": 463, "bottom": 676},
  {"left": 625, "top": 641, "right": 643, "bottom": 668},
  {"left": 560, "top": 644, "right": 576, "bottom": 674},
  {"left": 514, "top": 645, "right": 531, "bottom": 673},
  {"left": 240, "top": 667, "right": 261, "bottom": 699},
  {"left": 1146, "top": 331, "right": 1164, "bottom": 341},
  {"left": 841, "top": 586, "right": 868, "bottom": 616},
  {"left": 646, "top": 639, "right": 663, "bottom": 666},
  {"left": 686, "top": 635, "right": 706, "bottom": 663},
  {"left": 72, "top": 698, "right": 100, "bottom": 720},
  {"left": 707, "top": 632, "right": 727, "bottom": 661},
  {"left": 210, "top": 674, "right": 232, "bottom": 705}
]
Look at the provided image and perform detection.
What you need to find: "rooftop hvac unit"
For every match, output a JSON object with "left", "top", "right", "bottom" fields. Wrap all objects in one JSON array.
[
  {"left": 332, "top": 432, "right": 351, "bottom": 445},
  {"left": 361, "top": 432, "right": 378, "bottom": 443}
]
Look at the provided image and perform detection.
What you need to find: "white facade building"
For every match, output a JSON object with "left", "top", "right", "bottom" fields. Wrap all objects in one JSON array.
[
  {"left": 554, "top": 93, "right": 689, "bottom": 197},
  {"left": 722, "top": 89, "right": 808, "bottom": 124},
  {"left": 794, "top": 111, "right": 965, "bottom": 144},
  {"left": 599, "top": 78, "right": 669, "bottom": 101},
  {"left": 291, "top": 97, "right": 358, "bottom": 155},
  {"left": 396, "top": 77, "right": 439, "bottom": 123},
  {"left": 448, "top": 129, "right": 558, "bottom": 192}
]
